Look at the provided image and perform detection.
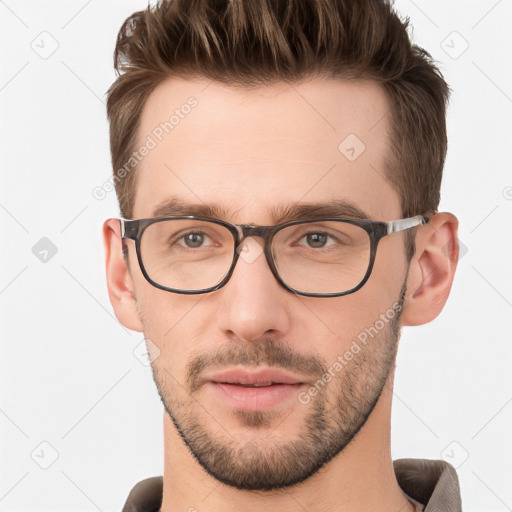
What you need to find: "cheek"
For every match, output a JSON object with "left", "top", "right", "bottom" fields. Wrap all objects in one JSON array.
[
  {"left": 303, "top": 295, "right": 385, "bottom": 342},
  {"left": 288, "top": 263, "right": 404, "bottom": 358},
  {"left": 371, "top": 235, "right": 408, "bottom": 285},
  {"left": 134, "top": 285, "right": 194, "bottom": 355}
]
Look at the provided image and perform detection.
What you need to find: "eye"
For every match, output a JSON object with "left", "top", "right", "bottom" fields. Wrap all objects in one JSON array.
[
  {"left": 298, "top": 232, "right": 337, "bottom": 249},
  {"left": 176, "top": 231, "right": 213, "bottom": 248}
]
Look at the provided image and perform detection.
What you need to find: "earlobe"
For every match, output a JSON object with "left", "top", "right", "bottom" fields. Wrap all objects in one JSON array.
[
  {"left": 401, "top": 212, "right": 459, "bottom": 326},
  {"left": 103, "top": 218, "right": 143, "bottom": 332}
]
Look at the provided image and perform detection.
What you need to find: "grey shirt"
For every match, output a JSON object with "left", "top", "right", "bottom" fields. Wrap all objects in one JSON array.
[{"left": 122, "top": 458, "right": 462, "bottom": 512}]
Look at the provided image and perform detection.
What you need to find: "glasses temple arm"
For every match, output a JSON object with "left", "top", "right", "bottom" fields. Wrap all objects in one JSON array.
[
  {"left": 119, "top": 218, "right": 127, "bottom": 238},
  {"left": 386, "top": 214, "right": 430, "bottom": 235}
]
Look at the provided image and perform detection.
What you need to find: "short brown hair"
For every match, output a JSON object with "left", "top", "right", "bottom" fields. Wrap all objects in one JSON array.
[{"left": 106, "top": 0, "right": 450, "bottom": 261}]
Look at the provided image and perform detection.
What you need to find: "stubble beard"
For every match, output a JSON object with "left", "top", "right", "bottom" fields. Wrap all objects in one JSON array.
[{"left": 143, "top": 283, "right": 406, "bottom": 491}]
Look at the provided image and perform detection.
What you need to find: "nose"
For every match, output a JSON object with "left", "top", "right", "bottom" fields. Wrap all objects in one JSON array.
[{"left": 217, "top": 237, "right": 291, "bottom": 342}]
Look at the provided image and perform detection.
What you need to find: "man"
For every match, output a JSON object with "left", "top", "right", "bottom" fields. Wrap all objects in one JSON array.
[{"left": 103, "top": 0, "right": 462, "bottom": 510}]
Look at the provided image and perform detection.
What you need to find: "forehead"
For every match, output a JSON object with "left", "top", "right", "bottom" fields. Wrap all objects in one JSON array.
[{"left": 133, "top": 76, "right": 400, "bottom": 222}]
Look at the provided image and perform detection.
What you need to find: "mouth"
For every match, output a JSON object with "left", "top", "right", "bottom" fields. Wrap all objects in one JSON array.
[
  {"left": 205, "top": 366, "right": 306, "bottom": 386},
  {"left": 204, "top": 367, "right": 308, "bottom": 410},
  {"left": 217, "top": 382, "right": 297, "bottom": 387}
]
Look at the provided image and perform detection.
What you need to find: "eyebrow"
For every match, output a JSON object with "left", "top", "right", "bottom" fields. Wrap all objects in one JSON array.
[{"left": 151, "top": 196, "right": 371, "bottom": 224}]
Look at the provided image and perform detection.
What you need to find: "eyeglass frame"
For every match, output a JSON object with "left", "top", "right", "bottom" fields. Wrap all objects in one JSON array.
[{"left": 118, "top": 214, "right": 430, "bottom": 298}]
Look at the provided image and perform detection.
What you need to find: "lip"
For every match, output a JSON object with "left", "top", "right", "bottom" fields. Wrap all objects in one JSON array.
[
  {"left": 203, "top": 367, "right": 309, "bottom": 411},
  {"left": 205, "top": 367, "right": 307, "bottom": 386}
]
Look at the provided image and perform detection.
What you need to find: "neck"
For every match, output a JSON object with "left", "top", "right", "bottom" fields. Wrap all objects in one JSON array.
[{"left": 159, "top": 375, "right": 414, "bottom": 512}]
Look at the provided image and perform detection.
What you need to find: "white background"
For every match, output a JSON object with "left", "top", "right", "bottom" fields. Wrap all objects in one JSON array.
[{"left": 0, "top": 0, "right": 511, "bottom": 510}]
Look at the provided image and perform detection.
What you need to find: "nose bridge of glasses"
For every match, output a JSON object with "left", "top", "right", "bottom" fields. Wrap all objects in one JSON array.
[
  {"left": 231, "top": 225, "right": 280, "bottom": 287},
  {"left": 236, "top": 225, "right": 274, "bottom": 245},
  {"left": 233, "top": 225, "right": 276, "bottom": 269}
]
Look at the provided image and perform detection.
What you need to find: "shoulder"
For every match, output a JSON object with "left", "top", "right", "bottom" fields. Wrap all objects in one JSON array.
[{"left": 122, "top": 476, "right": 163, "bottom": 512}]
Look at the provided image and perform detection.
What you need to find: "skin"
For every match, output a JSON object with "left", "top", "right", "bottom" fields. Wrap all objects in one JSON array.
[{"left": 103, "top": 76, "right": 459, "bottom": 512}]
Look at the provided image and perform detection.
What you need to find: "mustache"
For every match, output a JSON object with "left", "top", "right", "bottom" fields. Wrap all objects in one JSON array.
[{"left": 186, "top": 337, "right": 326, "bottom": 393}]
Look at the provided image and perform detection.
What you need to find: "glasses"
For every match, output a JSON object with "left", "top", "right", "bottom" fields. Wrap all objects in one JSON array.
[{"left": 119, "top": 214, "right": 429, "bottom": 298}]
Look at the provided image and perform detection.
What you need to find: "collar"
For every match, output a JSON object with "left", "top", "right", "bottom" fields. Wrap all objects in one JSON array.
[{"left": 122, "top": 458, "right": 462, "bottom": 512}]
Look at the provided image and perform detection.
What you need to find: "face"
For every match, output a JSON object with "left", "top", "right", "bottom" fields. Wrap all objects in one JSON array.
[{"left": 125, "top": 77, "right": 410, "bottom": 491}]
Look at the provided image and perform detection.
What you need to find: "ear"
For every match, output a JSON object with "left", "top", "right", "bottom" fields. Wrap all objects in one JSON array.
[
  {"left": 102, "top": 218, "right": 143, "bottom": 332},
  {"left": 401, "top": 212, "right": 459, "bottom": 326}
]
